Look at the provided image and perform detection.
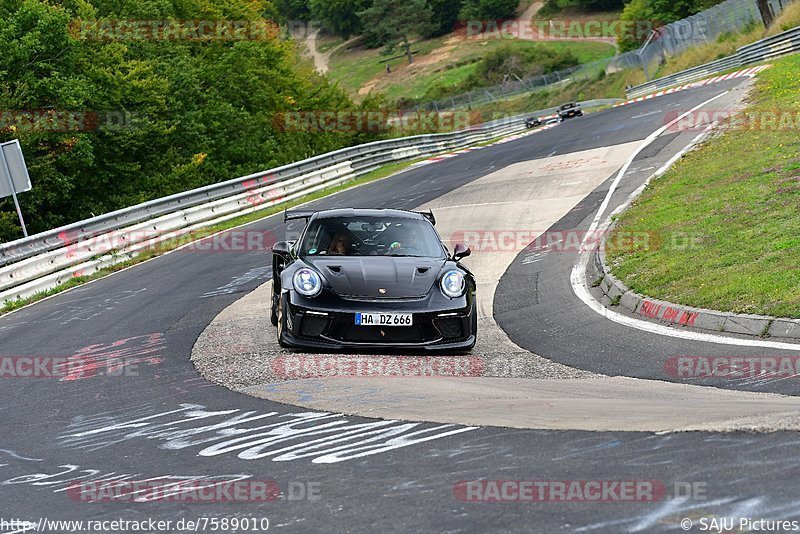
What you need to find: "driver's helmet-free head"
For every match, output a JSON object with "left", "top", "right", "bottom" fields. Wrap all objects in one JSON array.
[
  {"left": 389, "top": 225, "right": 419, "bottom": 251},
  {"left": 327, "top": 231, "right": 351, "bottom": 255}
]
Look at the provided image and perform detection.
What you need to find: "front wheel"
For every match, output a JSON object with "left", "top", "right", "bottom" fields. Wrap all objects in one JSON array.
[
  {"left": 466, "top": 307, "right": 478, "bottom": 351},
  {"left": 276, "top": 292, "right": 290, "bottom": 348},
  {"left": 270, "top": 288, "right": 279, "bottom": 326}
]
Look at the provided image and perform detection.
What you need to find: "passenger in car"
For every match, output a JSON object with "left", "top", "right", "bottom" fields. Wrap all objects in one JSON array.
[{"left": 327, "top": 231, "right": 351, "bottom": 255}]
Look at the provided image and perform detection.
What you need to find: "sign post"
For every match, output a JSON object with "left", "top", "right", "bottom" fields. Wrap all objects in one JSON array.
[{"left": 0, "top": 140, "right": 32, "bottom": 238}]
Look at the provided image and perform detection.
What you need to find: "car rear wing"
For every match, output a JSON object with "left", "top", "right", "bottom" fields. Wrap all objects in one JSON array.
[
  {"left": 284, "top": 209, "right": 315, "bottom": 223},
  {"left": 414, "top": 210, "right": 436, "bottom": 226}
]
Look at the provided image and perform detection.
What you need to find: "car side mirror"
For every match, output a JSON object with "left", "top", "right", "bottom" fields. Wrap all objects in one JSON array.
[
  {"left": 272, "top": 241, "right": 290, "bottom": 254},
  {"left": 452, "top": 243, "right": 471, "bottom": 261},
  {"left": 272, "top": 240, "right": 295, "bottom": 259},
  {"left": 271, "top": 241, "right": 294, "bottom": 276}
]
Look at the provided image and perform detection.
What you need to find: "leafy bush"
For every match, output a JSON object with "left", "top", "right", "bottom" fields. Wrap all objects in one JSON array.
[
  {"left": 618, "top": 0, "right": 727, "bottom": 51},
  {"left": 0, "top": 0, "right": 376, "bottom": 242},
  {"left": 425, "top": 0, "right": 466, "bottom": 37},
  {"left": 309, "top": 0, "right": 372, "bottom": 39},
  {"left": 459, "top": 0, "right": 519, "bottom": 20}
]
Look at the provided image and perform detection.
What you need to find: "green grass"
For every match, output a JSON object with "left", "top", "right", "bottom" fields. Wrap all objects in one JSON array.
[
  {"left": 469, "top": 67, "right": 646, "bottom": 116},
  {"left": 327, "top": 36, "right": 449, "bottom": 96},
  {"left": 382, "top": 60, "right": 480, "bottom": 103},
  {"left": 327, "top": 35, "right": 616, "bottom": 103},
  {"left": 0, "top": 159, "right": 422, "bottom": 315},
  {"left": 316, "top": 34, "right": 345, "bottom": 54},
  {"left": 606, "top": 53, "right": 800, "bottom": 318}
]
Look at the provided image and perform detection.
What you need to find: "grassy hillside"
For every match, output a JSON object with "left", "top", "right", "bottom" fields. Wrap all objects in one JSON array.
[{"left": 328, "top": 36, "right": 616, "bottom": 104}]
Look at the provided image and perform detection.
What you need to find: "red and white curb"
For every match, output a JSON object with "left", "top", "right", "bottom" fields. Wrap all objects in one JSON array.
[
  {"left": 411, "top": 147, "right": 481, "bottom": 166},
  {"left": 614, "top": 65, "right": 772, "bottom": 108},
  {"left": 411, "top": 121, "right": 559, "bottom": 167}
]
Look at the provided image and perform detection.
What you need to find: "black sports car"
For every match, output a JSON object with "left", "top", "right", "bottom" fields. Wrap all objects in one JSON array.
[
  {"left": 525, "top": 117, "right": 542, "bottom": 128},
  {"left": 270, "top": 208, "right": 477, "bottom": 351}
]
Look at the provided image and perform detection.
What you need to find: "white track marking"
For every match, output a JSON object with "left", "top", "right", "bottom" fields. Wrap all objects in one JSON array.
[
  {"left": 571, "top": 92, "right": 800, "bottom": 350},
  {"left": 582, "top": 91, "right": 728, "bottom": 242}
]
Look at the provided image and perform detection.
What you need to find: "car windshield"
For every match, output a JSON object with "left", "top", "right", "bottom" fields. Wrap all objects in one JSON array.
[{"left": 299, "top": 216, "right": 446, "bottom": 258}]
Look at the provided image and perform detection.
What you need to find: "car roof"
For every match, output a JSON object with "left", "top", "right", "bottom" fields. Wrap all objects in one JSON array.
[{"left": 311, "top": 208, "right": 426, "bottom": 221}]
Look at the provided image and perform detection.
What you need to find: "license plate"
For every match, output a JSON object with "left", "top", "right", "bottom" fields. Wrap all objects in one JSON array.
[{"left": 355, "top": 313, "right": 413, "bottom": 326}]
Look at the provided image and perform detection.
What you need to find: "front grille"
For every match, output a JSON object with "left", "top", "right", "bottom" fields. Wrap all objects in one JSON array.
[
  {"left": 299, "top": 315, "right": 328, "bottom": 337},
  {"left": 433, "top": 317, "right": 465, "bottom": 340},
  {"left": 327, "top": 318, "right": 440, "bottom": 344},
  {"left": 337, "top": 325, "right": 425, "bottom": 343}
]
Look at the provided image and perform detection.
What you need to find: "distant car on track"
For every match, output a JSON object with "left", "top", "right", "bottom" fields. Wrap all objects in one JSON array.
[
  {"left": 558, "top": 102, "right": 583, "bottom": 120},
  {"left": 525, "top": 117, "right": 542, "bottom": 128},
  {"left": 270, "top": 208, "right": 477, "bottom": 351},
  {"left": 545, "top": 117, "right": 561, "bottom": 125}
]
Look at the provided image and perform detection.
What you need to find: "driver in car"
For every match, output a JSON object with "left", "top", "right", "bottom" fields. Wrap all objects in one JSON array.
[{"left": 386, "top": 227, "right": 422, "bottom": 256}]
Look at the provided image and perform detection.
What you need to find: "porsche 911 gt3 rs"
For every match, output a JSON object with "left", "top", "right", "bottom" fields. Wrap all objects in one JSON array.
[{"left": 270, "top": 208, "right": 477, "bottom": 351}]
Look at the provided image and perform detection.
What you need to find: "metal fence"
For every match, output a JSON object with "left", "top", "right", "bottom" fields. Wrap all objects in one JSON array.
[
  {"left": 416, "top": 55, "right": 643, "bottom": 112},
  {"left": 626, "top": 25, "right": 800, "bottom": 97},
  {"left": 636, "top": 0, "right": 765, "bottom": 80},
  {"left": 0, "top": 99, "right": 617, "bottom": 305},
  {"left": 417, "top": 0, "right": 791, "bottom": 112}
]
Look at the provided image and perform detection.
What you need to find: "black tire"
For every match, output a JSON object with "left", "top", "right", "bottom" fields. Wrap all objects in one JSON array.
[
  {"left": 466, "top": 307, "right": 478, "bottom": 352},
  {"left": 276, "top": 293, "right": 290, "bottom": 349},
  {"left": 270, "top": 289, "right": 279, "bottom": 327}
]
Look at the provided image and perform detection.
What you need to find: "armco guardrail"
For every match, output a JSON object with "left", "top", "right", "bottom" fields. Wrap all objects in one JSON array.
[
  {"left": 0, "top": 99, "right": 617, "bottom": 305},
  {"left": 626, "top": 25, "right": 800, "bottom": 98}
]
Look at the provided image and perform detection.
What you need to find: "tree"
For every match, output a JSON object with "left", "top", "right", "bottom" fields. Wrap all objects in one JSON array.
[
  {"left": 425, "top": 0, "right": 465, "bottom": 37},
  {"left": 618, "top": 0, "right": 727, "bottom": 50},
  {"left": 309, "top": 0, "right": 371, "bottom": 38},
  {"left": 0, "top": 0, "right": 378, "bottom": 241},
  {"left": 575, "top": 0, "right": 625, "bottom": 10},
  {"left": 459, "top": 0, "right": 518, "bottom": 20},
  {"left": 358, "top": 0, "right": 433, "bottom": 63},
  {"left": 275, "top": 0, "right": 311, "bottom": 21}
]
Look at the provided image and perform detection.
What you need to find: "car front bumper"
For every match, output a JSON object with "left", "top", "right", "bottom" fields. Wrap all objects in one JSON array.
[{"left": 279, "top": 290, "right": 477, "bottom": 351}]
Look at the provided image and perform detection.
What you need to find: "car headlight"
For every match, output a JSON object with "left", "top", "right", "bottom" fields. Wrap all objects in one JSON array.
[
  {"left": 293, "top": 268, "right": 322, "bottom": 297},
  {"left": 440, "top": 270, "right": 465, "bottom": 298}
]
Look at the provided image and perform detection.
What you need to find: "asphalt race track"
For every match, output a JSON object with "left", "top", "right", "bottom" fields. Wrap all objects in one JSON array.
[{"left": 2, "top": 77, "right": 800, "bottom": 533}]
